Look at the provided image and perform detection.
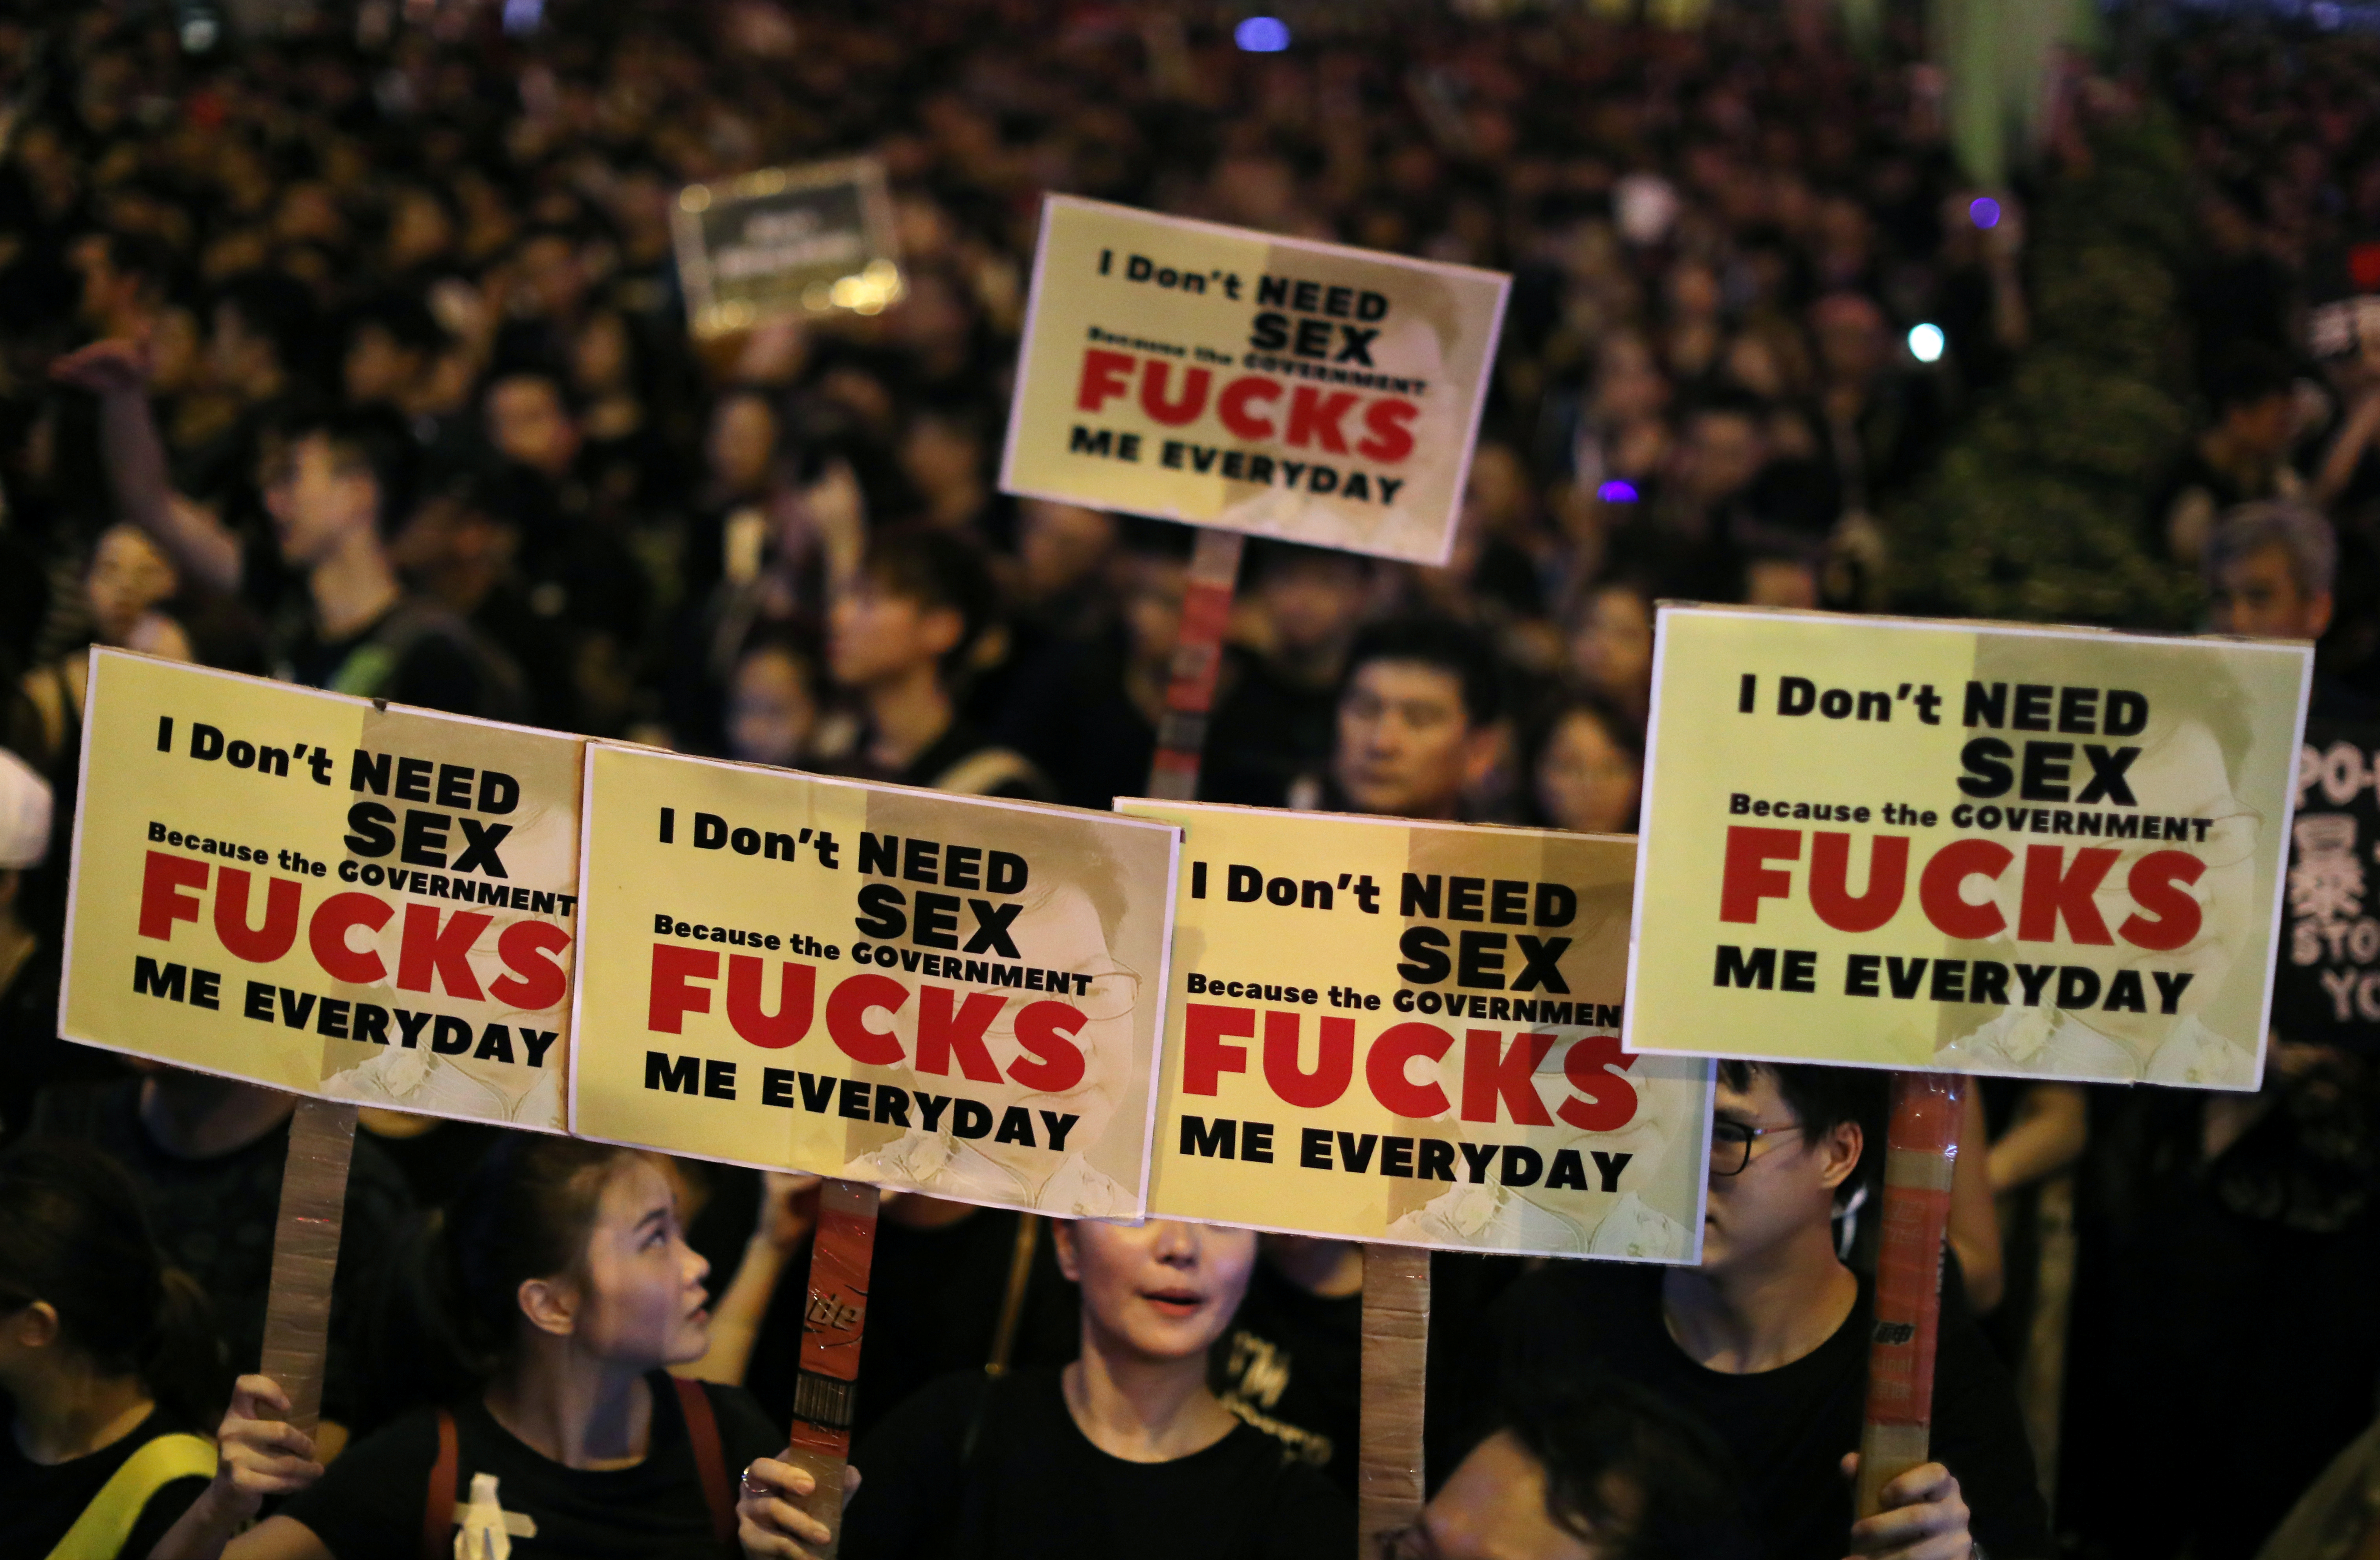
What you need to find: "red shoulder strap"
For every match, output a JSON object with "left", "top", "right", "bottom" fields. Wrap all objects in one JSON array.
[
  {"left": 672, "top": 1375, "right": 736, "bottom": 1546},
  {"left": 423, "top": 1408, "right": 458, "bottom": 1560}
]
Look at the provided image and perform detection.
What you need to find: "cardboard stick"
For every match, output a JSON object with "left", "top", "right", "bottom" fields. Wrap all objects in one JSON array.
[
  {"left": 1146, "top": 527, "right": 1247, "bottom": 800},
  {"left": 1359, "top": 1244, "right": 1431, "bottom": 1552},
  {"left": 257, "top": 1097, "right": 359, "bottom": 1440},
  {"left": 785, "top": 1178, "right": 881, "bottom": 1559},
  {"left": 1854, "top": 1071, "right": 1964, "bottom": 1521}
]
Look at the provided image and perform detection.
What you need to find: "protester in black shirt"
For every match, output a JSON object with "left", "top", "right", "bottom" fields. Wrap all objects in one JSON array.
[
  {"left": 1474, "top": 1061, "right": 2049, "bottom": 1560},
  {"left": 841, "top": 1217, "right": 1348, "bottom": 1559},
  {"left": 169, "top": 1134, "right": 833, "bottom": 1559},
  {"left": 1210, "top": 1235, "right": 1362, "bottom": 1496},
  {"left": 0, "top": 1145, "right": 225, "bottom": 1560}
]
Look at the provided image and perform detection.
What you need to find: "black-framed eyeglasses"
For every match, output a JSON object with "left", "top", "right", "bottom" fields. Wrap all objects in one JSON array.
[{"left": 1709, "top": 1120, "right": 1804, "bottom": 1177}]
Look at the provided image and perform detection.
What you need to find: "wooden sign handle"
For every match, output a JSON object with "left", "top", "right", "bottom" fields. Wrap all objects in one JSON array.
[
  {"left": 257, "top": 1097, "right": 359, "bottom": 1440},
  {"left": 1358, "top": 1243, "right": 1431, "bottom": 1555},
  {"left": 1854, "top": 1071, "right": 1964, "bottom": 1521},
  {"left": 1146, "top": 526, "right": 1246, "bottom": 800},
  {"left": 784, "top": 1178, "right": 881, "bottom": 1558}
]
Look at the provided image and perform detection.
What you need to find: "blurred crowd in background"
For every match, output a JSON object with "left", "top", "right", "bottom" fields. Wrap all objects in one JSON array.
[{"left": 4, "top": 2, "right": 2380, "bottom": 1557}]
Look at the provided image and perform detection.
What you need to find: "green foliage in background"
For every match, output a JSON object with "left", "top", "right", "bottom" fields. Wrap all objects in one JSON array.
[{"left": 1886, "top": 106, "right": 2202, "bottom": 629}]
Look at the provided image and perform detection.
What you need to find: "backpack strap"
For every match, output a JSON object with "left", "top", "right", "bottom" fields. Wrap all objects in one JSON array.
[
  {"left": 671, "top": 1375, "right": 736, "bottom": 1547},
  {"left": 43, "top": 1431, "right": 216, "bottom": 1560},
  {"left": 423, "top": 1409, "right": 458, "bottom": 1560}
]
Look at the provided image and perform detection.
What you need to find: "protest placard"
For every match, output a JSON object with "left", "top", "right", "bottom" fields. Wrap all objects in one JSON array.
[
  {"left": 673, "top": 157, "right": 902, "bottom": 337},
  {"left": 998, "top": 196, "right": 1509, "bottom": 566},
  {"left": 568, "top": 744, "right": 1181, "bottom": 1218},
  {"left": 1626, "top": 606, "right": 2312, "bottom": 1088},
  {"left": 61, "top": 649, "right": 584, "bottom": 1129},
  {"left": 2273, "top": 717, "right": 2380, "bottom": 1049},
  {"left": 1117, "top": 800, "right": 1711, "bottom": 1259}
]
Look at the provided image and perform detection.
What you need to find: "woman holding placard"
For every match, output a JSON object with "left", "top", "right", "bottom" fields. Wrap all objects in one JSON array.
[
  {"left": 162, "top": 1135, "right": 847, "bottom": 1559},
  {"left": 0, "top": 1145, "right": 224, "bottom": 1560},
  {"left": 836, "top": 1217, "right": 1348, "bottom": 1560}
]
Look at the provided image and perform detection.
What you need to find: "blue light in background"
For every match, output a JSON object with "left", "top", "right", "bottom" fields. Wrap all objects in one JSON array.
[
  {"left": 1907, "top": 323, "right": 1946, "bottom": 363},
  {"left": 1969, "top": 196, "right": 2001, "bottom": 230},
  {"left": 1597, "top": 480, "right": 1639, "bottom": 504},
  {"left": 1236, "top": 16, "right": 1291, "bottom": 51}
]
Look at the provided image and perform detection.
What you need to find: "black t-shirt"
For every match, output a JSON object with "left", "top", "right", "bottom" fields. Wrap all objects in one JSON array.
[
  {"left": 282, "top": 598, "right": 514, "bottom": 720},
  {"left": 1209, "top": 1259, "right": 1360, "bottom": 1496},
  {"left": 0, "top": 1406, "right": 210, "bottom": 1560},
  {"left": 842, "top": 1368, "right": 1350, "bottom": 1560},
  {"left": 29, "top": 1082, "right": 416, "bottom": 1428},
  {"left": 279, "top": 1374, "right": 779, "bottom": 1560},
  {"left": 1482, "top": 1265, "right": 2050, "bottom": 1560}
]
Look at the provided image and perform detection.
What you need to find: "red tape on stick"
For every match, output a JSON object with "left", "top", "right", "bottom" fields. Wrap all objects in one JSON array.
[
  {"left": 784, "top": 1178, "right": 880, "bottom": 1559},
  {"left": 1145, "top": 527, "right": 1246, "bottom": 800},
  {"left": 258, "top": 1097, "right": 358, "bottom": 1441},
  {"left": 1854, "top": 1071, "right": 1964, "bottom": 1522}
]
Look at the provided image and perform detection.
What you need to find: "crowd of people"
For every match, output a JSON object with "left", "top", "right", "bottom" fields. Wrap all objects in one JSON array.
[{"left": 2, "top": 1, "right": 2379, "bottom": 1557}]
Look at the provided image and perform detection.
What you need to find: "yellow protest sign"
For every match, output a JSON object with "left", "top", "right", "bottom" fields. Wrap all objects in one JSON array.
[
  {"left": 998, "top": 196, "right": 1509, "bottom": 566},
  {"left": 61, "top": 650, "right": 584, "bottom": 1127},
  {"left": 1626, "top": 607, "right": 2313, "bottom": 1089},
  {"left": 1118, "top": 801, "right": 1711, "bottom": 1260},
  {"left": 569, "top": 744, "right": 1181, "bottom": 1217}
]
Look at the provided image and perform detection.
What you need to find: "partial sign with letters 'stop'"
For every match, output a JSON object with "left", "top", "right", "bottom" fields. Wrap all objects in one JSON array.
[
  {"left": 62, "top": 649, "right": 585, "bottom": 1128},
  {"left": 2274, "top": 718, "right": 2380, "bottom": 1050},
  {"left": 570, "top": 745, "right": 1181, "bottom": 1219},
  {"left": 1000, "top": 196, "right": 1509, "bottom": 566},
  {"left": 1626, "top": 607, "right": 2312, "bottom": 1089},
  {"left": 1118, "top": 801, "right": 1711, "bottom": 1260},
  {"left": 673, "top": 157, "right": 902, "bottom": 337}
]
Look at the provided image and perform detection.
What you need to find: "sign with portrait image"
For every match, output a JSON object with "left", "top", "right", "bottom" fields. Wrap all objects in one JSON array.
[
  {"left": 1119, "top": 800, "right": 1712, "bottom": 1260},
  {"left": 999, "top": 196, "right": 1509, "bottom": 566},
  {"left": 61, "top": 649, "right": 585, "bottom": 1128},
  {"left": 1626, "top": 607, "right": 2312, "bottom": 1089},
  {"left": 569, "top": 744, "right": 1181, "bottom": 1218},
  {"left": 2272, "top": 717, "right": 2380, "bottom": 1050}
]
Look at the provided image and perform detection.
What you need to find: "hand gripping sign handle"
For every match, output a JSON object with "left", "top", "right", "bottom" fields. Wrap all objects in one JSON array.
[
  {"left": 1146, "top": 527, "right": 1247, "bottom": 801},
  {"left": 257, "top": 1097, "right": 360, "bottom": 1441},
  {"left": 1853, "top": 1072, "right": 1963, "bottom": 1522},
  {"left": 1358, "top": 1243, "right": 1431, "bottom": 1555},
  {"left": 783, "top": 1178, "right": 881, "bottom": 1559}
]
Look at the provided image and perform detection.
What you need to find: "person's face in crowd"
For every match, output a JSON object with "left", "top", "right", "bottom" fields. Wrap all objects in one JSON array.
[
  {"left": 209, "top": 301, "right": 277, "bottom": 396},
  {"left": 1721, "top": 333, "right": 1788, "bottom": 400},
  {"left": 2209, "top": 541, "right": 2332, "bottom": 639},
  {"left": 1680, "top": 411, "right": 1765, "bottom": 508},
  {"left": 85, "top": 523, "right": 180, "bottom": 648},
  {"left": 1536, "top": 709, "right": 1641, "bottom": 837},
  {"left": 264, "top": 433, "right": 379, "bottom": 570},
  {"left": 901, "top": 415, "right": 984, "bottom": 508},
  {"left": 1055, "top": 1219, "right": 1257, "bottom": 1364},
  {"left": 1812, "top": 298, "right": 1887, "bottom": 387},
  {"left": 486, "top": 375, "right": 581, "bottom": 482},
  {"left": 1742, "top": 556, "right": 1820, "bottom": 610},
  {"left": 2219, "top": 391, "right": 2297, "bottom": 463},
  {"left": 1568, "top": 587, "right": 1654, "bottom": 706},
  {"left": 828, "top": 572, "right": 963, "bottom": 691},
  {"left": 1016, "top": 502, "right": 1117, "bottom": 606},
  {"left": 74, "top": 243, "right": 147, "bottom": 334},
  {"left": 1260, "top": 556, "right": 1372, "bottom": 664},
  {"left": 387, "top": 189, "right": 455, "bottom": 272},
  {"left": 515, "top": 232, "right": 587, "bottom": 321},
  {"left": 1333, "top": 660, "right": 1488, "bottom": 821},
  {"left": 343, "top": 323, "right": 423, "bottom": 408},
  {"left": 706, "top": 395, "right": 778, "bottom": 497},
  {"left": 726, "top": 646, "right": 816, "bottom": 768},
  {"left": 1465, "top": 444, "right": 1534, "bottom": 536},
  {"left": 1667, "top": 260, "right": 1722, "bottom": 323},
  {"left": 1699, "top": 1069, "right": 1859, "bottom": 1276},
  {"left": 1405, "top": 1432, "right": 1605, "bottom": 1560},
  {"left": 572, "top": 311, "right": 633, "bottom": 396},
  {"left": 521, "top": 1157, "right": 712, "bottom": 1369},
  {"left": 1124, "top": 554, "right": 1189, "bottom": 670}
]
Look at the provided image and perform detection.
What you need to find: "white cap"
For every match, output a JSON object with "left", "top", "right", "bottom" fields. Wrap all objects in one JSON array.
[{"left": 0, "top": 749, "right": 53, "bottom": 870}]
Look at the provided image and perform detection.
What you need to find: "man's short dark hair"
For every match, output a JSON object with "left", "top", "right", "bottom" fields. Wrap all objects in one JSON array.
[
  {"left": 216, "top": 271, "right": 322, "bottom": 383},
  {"left": 347, "top": 290, "right": 446, "bottom": 355},
  {"left": 1491, "top": 1374, "right": 1752, "bottom": 1560},
  {"left": 1339, "top": 616, "right": 1501, "bottom": 728},
  {"left": 2203, "top": 343, "right": 2293, "bottom": 415},
  {"left": 859, "top": 524, "right": 997, "bottom": 679},
  {"left": 269, "top": 404, "right": 420, "bottom": 537},
  {"left": 1715, "top": 1060, "right": 1887, "bottom": 1204}
]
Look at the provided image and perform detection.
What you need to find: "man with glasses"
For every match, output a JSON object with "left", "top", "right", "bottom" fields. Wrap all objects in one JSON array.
[{"left": 1463, "top": 1061, "right": 2050, "bottom": 1560}]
